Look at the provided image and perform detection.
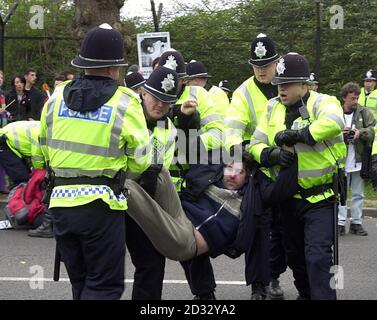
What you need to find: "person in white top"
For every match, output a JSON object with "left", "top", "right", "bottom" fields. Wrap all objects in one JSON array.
[{"left": 338, "top": 82, "right": 376, "bottom": 236}]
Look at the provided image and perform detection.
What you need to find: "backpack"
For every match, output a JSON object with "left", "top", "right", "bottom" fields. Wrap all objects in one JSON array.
[{"left": 5, "top": 169, "right": 46, "bottom": 228}]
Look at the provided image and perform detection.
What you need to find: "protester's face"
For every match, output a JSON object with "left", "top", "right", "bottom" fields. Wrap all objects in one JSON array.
[
  {"left": 343, "top": 92, "right": 359, "bottom": 110},
  {"left": 0, "top": 72, "right": 3, "bottom": 87},
  {"left": 223, "top": 162, "right": 248, "bottom": 190},
  {"left": 278, "top": 82, "right": 307, "bottom": 106},
  {"left": 142, "top": 91, "right": 170, "bottom": 121},
  {"left": 308, "top": 83, "right": 318, "bottom": 92},
  {"left": 14, "top": 77, "right": 24, "bottom": 92},
  {"left": 364, "top": 80, "right": 376, "bottom": 92},
  {"left": 252, "top": 62, "right": 276, "bottom": 84},
  {"left": 66, "top": 73, "right": 74, "bottom": 80},
  {"left": 25, "top": 72, "right": 37, "bottom": 85}
]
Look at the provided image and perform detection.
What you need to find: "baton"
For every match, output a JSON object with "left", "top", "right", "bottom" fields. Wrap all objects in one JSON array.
[{"left": 53, "top": 243, "right": 61, "bottom": 282}]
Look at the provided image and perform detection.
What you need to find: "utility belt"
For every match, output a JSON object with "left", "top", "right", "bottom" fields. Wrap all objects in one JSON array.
[
  {"left": 298, "top": 183, "right": 333, "bottom": 199},
  {"left": 42, "top": 166, "right": 127, "bottom": 205}
]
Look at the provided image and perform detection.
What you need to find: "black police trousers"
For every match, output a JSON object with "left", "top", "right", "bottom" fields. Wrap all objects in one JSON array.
[
  {"left": 280, "top": 197, "right": 336, "bottom": 300},
  {"left": 52, "top": 199, "right": 125, "bottom": 300},
  {"left": 125, "top": 214, "right": 166, "bottom": 300},
  {"left": 0, "top": 137, "right": 30, "bottom": 187},
  {"left": 270, "top": 207, "right": 288, "bottom": 280}
]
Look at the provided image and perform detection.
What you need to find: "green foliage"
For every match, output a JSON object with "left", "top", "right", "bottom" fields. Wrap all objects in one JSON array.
[
  {"left": 130, "top": 0, "right": 377, "bottom": 96},
  {"left": 1, "top": 0, "right": 76, "bottom": 90}
]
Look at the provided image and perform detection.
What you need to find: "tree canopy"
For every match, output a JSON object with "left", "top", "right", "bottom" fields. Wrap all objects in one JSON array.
[{"left": 1, "top": 0, "right": 377, "bottom": 98}]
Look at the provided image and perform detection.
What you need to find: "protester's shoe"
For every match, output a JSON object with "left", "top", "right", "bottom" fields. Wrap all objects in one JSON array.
[
  {"left": 349, "top": 224, "right": 368, "bottom": 236},
  {"left": 338, "top": 225, "right": 346, "bottom": 236},
  {"left": 267, "top": 279, "right": 285, "bottom": 300},
  {"left": 250, "top": 282, "right": 267, "bottom": 300},
  {"left": 193, "top": 291, "right": 216, "bottom": 300}
]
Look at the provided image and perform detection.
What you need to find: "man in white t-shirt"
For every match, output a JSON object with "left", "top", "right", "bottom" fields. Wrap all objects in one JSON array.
[{"left": 338, "top": 82, "right": 375, "bottom": 236}]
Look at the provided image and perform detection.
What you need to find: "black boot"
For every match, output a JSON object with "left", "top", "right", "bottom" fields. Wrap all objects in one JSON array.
[{"left": 28, "top": 211, "right": 53, "bottom": 238}]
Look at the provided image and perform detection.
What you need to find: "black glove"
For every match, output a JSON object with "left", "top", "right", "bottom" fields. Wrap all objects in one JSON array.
[
  {"left": 138, "top": 164, "right": 163, "bottom": 198},
  {"left": 268, "top": 148, "right": 295, "bottom": 168},
  {"left": 274, "top": 129, "right": 304, "bottom": 147}
]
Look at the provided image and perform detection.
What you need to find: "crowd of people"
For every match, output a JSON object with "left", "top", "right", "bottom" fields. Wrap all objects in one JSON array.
[{"left": 1, "top": 23, "right": 377, "bottom": 301}]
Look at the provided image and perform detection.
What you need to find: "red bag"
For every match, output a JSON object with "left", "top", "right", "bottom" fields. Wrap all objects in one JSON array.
[{"left": 5, "top": 169, "right": 46, "bottom": 227}]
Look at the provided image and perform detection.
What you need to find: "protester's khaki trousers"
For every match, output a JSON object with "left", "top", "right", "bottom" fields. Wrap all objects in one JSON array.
[{"left": 125, "top": 167, "right": 197, "bottom": 261}]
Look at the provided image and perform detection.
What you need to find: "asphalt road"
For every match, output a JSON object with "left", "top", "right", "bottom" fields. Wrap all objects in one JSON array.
[{"left": 0, "top": 210, "right": 376, "bottom": 300}]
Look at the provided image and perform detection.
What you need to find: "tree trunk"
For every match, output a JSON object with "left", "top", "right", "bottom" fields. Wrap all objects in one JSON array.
[{"left": 72, "top": 0, "right": 131, "bottom": 55}]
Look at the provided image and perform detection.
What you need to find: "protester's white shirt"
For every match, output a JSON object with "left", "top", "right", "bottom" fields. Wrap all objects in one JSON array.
[{"left": 344, "top": 113, "right": 361, "bottom": 173}]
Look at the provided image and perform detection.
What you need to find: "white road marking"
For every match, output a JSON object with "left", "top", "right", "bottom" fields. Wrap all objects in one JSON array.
[{"left": 0, "top": 277, "right": 246, "bottom": 285}]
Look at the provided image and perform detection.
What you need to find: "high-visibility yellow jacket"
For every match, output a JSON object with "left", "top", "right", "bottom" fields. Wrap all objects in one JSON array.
[
  {"left": 40, "top": 85, "right": 151, "bottom": 210},
  {"left": 150, "top": 118, "right": 177, "bottom": 169},
  {"left": 177, "top": 85, "right": 225, "bottom": 150},
  {"left": 249, "top": 91, "right": 346, "bottom": 203},
  {"left": 224, "top": 76, "right": 272, "bottom": 148},
  {"left": 358, "top": 87, "right": 377, "bottom": 119},
  {"left": 0, "top": 121, "right": 45, "bottom": 169},
  {"left": 0, "top": 121, "right": 44, "bottom": 169}
]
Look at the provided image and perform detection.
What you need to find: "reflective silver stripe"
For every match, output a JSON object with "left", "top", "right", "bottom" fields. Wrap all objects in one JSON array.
[
  {"left": 45, "top": 92, "right": 130, "bottom": 158},
  {"left": 109, "top": 93, "right": 130, "bottom": 156},
  {"left": 44, "top": 138, "right": 124, "bottom": 157},
  {"left": 249, "top": 138, "right": 262, "bottom": 147},
  {"left": 226, "top": 129, "right": 243, "bottom": 138},
  {"left": 239, "top": 84, "right": 257, "bottom": 127},
  {"left": 298, "top": 165, "right": 337, "bottom": 178},
  {"left": 189, "top": 86, "right": 198, "bottom": 100},
  {"left": 32, "top": 156, "right": 44, "bottom": 162},
  {"left": 253, "top": 128, "right": 268, "bottom": 144},
  {"left": 369, "top": 97, "right": 377, "bottom": 101},
  {"left": 25, "top": 127, "right": 39, "bottom": 147},
  {"left": 200, "top": 114, "right": 222, "bottom": 126},
  {"left": 45, "top": 96, "right": 57, "bottom": 145},
  {"left": 312, "top": 94, "right": 326, "bottom": 118},
  {"left": 126, "top": 143, "right": 152, "bottom": 158},
  {"left": 200, "top": 127, "right": 223, "bottom": 141},
  {"left": 374, "top": 135, "right": 377, "bottom": 142},
  {"left": 53, "top": 168, "right": 119, "bottom": 178},
  {"left": 224, "top": 119, "right": 247, "bottom": 130},
  {"left": 295, "top": 136, "right": 344, "bottom": 153},
  {"left": 324, "top": 113, "right": 344, "bottom": 128},
  {"left": 11, "top": 125, "right": 20, "bottom": 150},
  {"left": 267, "top": 98, "right": 279, "bottom": 123}
]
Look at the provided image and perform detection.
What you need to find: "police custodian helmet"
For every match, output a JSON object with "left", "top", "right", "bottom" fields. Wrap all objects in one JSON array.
[
  {"left": 158, "top": 50, "right": 187, "bottom": 79},
  {"left": 363, "top": 69, "right": 377, "bottom": 81},
  {"left": 248, "top": 33, "right": 280, "bottom": 67},
  {"left": 271, "top": 52, "right": 310, "bottom": 85},
  {"left": 142, "top": 66, "right": 179, "bottom": 103},
  {"left": 71, "top": 23, "right": 128, "bottom": 69},
  {"left": 124, "top": 71, "right": 145, "bottom": 89},
  {"left": 186, "top": 60, "right": 212, "bottom": 79}
]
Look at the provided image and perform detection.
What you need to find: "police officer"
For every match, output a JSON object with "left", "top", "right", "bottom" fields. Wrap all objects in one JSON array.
[
  {"left": 158, "top": 50, "right": 226, "bottom": 190},
  {"left": 225, "top": 33, "right": 286, "bottom": 300},
  {"left": 218, "top": 80, "right": 232, "bottom": 102},
  {"left": 185, "top": 60, "right": 229, "bottom": 112},
  {"left": 125, "top": 66, "right": 197, "bottom": 300},
  {"left": 124, "top": 71, "right": 145, "bottom": 95},
  {"left": 308, "top": 72, "right": 319, "bottom": 92},
  {"left": 358, "top": 69, "right": 377, "bottom": 117},
  {"left": 39, "top": 24, "right": 151, "bottom": 300},
  {"left": 0, "top": 120, "right": 44, "bottom": 186},
  {"left": 249, "top": 52, "right": 346, "bottom": 300}
]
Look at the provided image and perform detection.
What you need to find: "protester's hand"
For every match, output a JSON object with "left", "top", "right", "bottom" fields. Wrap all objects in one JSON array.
[
  {"left": 352, "top": 128, "right": 360, "bottom": 141},
  {"left": 181, "top": 100, "right": 197, "bottom": 116}
]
